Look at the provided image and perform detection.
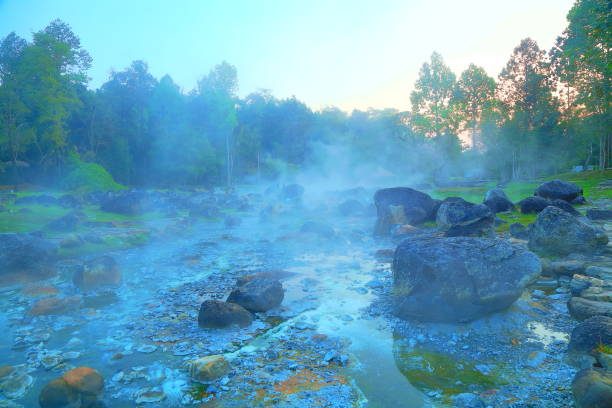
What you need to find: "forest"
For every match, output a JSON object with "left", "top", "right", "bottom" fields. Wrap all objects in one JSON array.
[{"left": 0, "top": 0, "right": 609, "bottom": 192}]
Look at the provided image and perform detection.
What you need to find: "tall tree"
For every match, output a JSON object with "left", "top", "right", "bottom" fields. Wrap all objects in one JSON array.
[{"left": 454, "top": 64, "right": 496, "bottom": 149}]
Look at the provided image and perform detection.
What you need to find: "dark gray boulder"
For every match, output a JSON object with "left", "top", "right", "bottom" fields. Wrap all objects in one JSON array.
[
  {"left": 528, "top": 206, "right": 608, "bottom": 256},
  {"left": 551, "top": 199, "right": 580, "bottom": 216},
  {"left": 0, "top": 233, "right": 58, "bottom": 280},
  {"left": 483, "top": 189, "right": 515, "bottom": 213},
  {"left": 535, "top": 179, "right": 583, "bottom": 202},
  {"left": 509, "top": 223, "right": 529, "bottom": 240},
  {"left": 198, "top": 300, "right": 253, "bottom": 329},
  {"left": 100, "top": 191, "right": 146, "bottom": 215},
  {"left": 568, "top": 297, "right": 612, "bottom": 320},
  {"left": 568, "top": 316, "right": 612, "bottom": 357},
  {"left": 518, "top": 196, "right": 549, "bottom": 214},
  {"left": 45, "top": 212, "right": 85, "bottom": 232},
  {"left": 587, "top": 209, "right": 612, "bottom": 221},
  {"left": 572, "top": 368, "right": 612, "bottom": 408},
  {"left": 373, "top": 187, "right": 437, "bottom": 235},
  {"left": 227, "top": 276, "right": 284, "bottom": 312},
  {"left": 392, "top": 236, "right": 541, "bottom": 323},
  {"left": 436, "top": 197, "right": 494, "bottom": 237}
]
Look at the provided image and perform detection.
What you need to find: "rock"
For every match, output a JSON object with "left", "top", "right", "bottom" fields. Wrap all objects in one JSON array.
[
  {"left": 572, "top": 196, "right": 588, "bottom": 205},
  {"left": 568, "top": 316, "right": 612, "bottom": 358},
  {"left": 29, "top": 296, "right": 81, "bottom": 316},
  {"left": 509, "top": 223, "right": 529, "bottom": 239},
  {"left": 572, "top": 368, "right": 612, "bottom": 408},
  {"left": 0, "top": 367, "right": 33, "bottom": 399},
  {"left": 452, "top": 392, "right": 485, "bottom": 408},
  {"left": 39, "top": 379, "right": 80, "bottom": 408},
  {"left": 135, "top": 389, "right": 166, "bottom": 404},
  {"left": 100, "top": 191, "right": 146, "bottom": 215},
  {"left": 392, "top": 236, "right": 541, "bottom": 322},
  {"left": 60, "top": 235, "right": 84, "bottom": 249},
  {"left": 227, "top": 276, "right": 284, "bottom": 312},
  {"left": 528, "top": 206, "right": 608, "bottom": 256},
  {"left": 373, "top": 187, "right": 437, "bottom": 235},
  {"left": 0, "top": 233, "right": 58, "bottom": 280},
  {"left": 62, "top": 367, "right": 104, "bottom": 396},
  {"left": 436, "top": 197, "right": 494, "bottom": 237},
  {"left": 587, "top": 209, "right": 612, "bottom": 221},
  {"left": 198, "top": 300, "right": 253, "bottom": 329},
  {"left": 73, "top": 256, "right": 121, "bottom": 291},
  {"left": 571, "top": 275, "right": 605, "bottom": 296},
  {"left": 483, "top": 189, "right": 514, "bottom": 213},
  {"left": 550, "top": 260, "right": 587, "bottom": 277},
  {"left": 14, "top": 194, "right": 58, "bottom": 207},
  {"left": 58, "top": 194, "right": 81, "bottom": 209},
  {"left": 585, "top": 266, "right": 612, "bottom": 280},
  {"left": 45, "top": 212, "right": 85, "bottom": 232},
  {"left": 337, "top": 199, "right": 364, "bottom": 216},
  {"left": 300, "top": 221, "right": 335, "bottom": 237},
  {"left": 535, "top": 179, "right": 583, "bottom": 202},
  {"left": 568, "top": 297, "right": 612, "bottom": 320},
  {"left": 190, "top": 355, "right": 230, "bottom": 383},
  {"left": 518, "top": 196, "right": 549, "bottom": 214},
  {"left": 551, "top": 199, "right": 580, "bottom": 216}
]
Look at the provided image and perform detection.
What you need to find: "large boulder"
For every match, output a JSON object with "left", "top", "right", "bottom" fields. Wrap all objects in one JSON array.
[
  {"left": 73, "top": 256, "right": 121, "bottom": 291},
  {"left": 392, "top": 236, "right": 541, "bottom": 323},
  {"left": 100, "top": 191, "right": 146, "bottom": 215},
  {"left": 518, "top": 196, "right": 549, "bottom": 214},
  {"left": 57, "top": 194, "right": 81, "bottom": 209},
  {"left": 483, "top": 189, "right": 515, "bottom": 213},
  {"left": 0, "top": 233, "right": 58, "bottom": 281},
  {"left": 568, "top": 297, "right": 612, "bottom": 320},
  {"left": 227, "top": 276, "right": 284, "bottom": 312},
  {"left": 528, "top": 206, "right": 608, "bottom": 256},
  {"left": 198, "top": 300, "right": 253, "bottom": 329},
  {"left": 373, "top": 187, "right": 437, "bottom": 236},
  {"left": 535, "top": 179, "right": 583, "bottom": 202},
  {"left": 572, "top": 368, "right": 612, "bottom": 408},
  {"left": 568, "top": 316, "right": 612, "bottom": 358},
  {"left": 436, "top": 197, "right": 494, "bottom": 237},
  {"left": 551, "top": 199, "right": 580, "bottom": 216}
]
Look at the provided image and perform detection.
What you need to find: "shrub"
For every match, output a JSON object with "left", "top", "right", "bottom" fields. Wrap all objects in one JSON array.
[{"left": 60, "top": 152, "right": 124, "bottom": 192}]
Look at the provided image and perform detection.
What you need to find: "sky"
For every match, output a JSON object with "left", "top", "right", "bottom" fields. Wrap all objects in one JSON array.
[{"left": 0, "top": 0, "right": 575, "bottom": 112}]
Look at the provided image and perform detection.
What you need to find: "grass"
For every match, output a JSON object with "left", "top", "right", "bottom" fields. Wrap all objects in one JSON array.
[
  {"left": 495, "top": 211, "right": 538, "bottom": 232},
  {"left": 58, "top": 230, "right": 151, "bottom": 258},
  {"left": 596, "top": 343, "right": 612, "bottom": 355},
  {"left": 0, "top": 204, "right": 70, "bottom": 233}
]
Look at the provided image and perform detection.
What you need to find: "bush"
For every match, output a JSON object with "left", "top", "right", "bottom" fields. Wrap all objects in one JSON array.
[{"left": 60, "top": 153, "right": 124, "bottom": 192}]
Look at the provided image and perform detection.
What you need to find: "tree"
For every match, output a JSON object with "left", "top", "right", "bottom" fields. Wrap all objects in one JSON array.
[
  {"left": 410, "top": 52, "right": 457, "bottom": 138},
  {"left": 454, "top": 64, "right": 496, "bottom": 149},
  {"left": 551, "top": 0, "right": 611, "bottom": 169}
]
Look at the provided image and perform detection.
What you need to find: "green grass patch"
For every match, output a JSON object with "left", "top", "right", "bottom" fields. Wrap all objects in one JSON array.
[
  {"left": 58, "top": 231, "right": 151, "bottom": 258},
  {"left": 495, "top": 211, "right": 537, "bottom": 232},
  {"left": 0, "top": 204, "right": 70, "bottom": 233}
]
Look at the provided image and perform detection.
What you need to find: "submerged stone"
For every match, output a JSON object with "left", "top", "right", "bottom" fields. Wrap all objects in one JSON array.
[{"left": 190, "top": 355, "right": 230, "bottom": 383}]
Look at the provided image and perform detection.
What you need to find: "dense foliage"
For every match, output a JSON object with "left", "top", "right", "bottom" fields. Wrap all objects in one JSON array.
[{"left": 0, "top": 0, "right": 609, "bottom": 189}]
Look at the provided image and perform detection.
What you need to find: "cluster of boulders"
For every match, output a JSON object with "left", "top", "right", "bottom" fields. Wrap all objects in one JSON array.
[{"left": 198, "top": 272, "right": 284, "bottom": 329}]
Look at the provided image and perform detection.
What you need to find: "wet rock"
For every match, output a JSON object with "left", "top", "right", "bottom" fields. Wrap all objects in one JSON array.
[
  {"left": 535, "top": 179, "right": 583, "bottom": 202},
  {"left": 227, "top": 276, "right": 284, "bottom": 312},
  {"left": 550, "top": 260, "right": 586, "bottom": 277},
  {"left": 374, "top": 249, "right": 394, "bottom": 262},
  {"left": 58, "top": 194, "right": 81, "bottom": 209},
  {"left": 568, "top": 297, "right": 612, "bottom": 320},
  {"left": 452, "top": 392, "right": 485, "bottom": 408},
  {"left": 134, "top": 389, "right": 166, "bottom": 404},
  {"left": 198, "top": 300, "right": 253, "bottom": 329},
  {"left": 60, "top": 235, "right": 84, "bottom": 249},
  {"left": 587, "top": 209, "right": 612, "bottom": 221},
  {"left": 45, "top": 212, "right": 86, "bottom": 232},
  {"left": 62, "top": 367, "right": 104, "bottom": 397},
  {"left": 392, "top": 236, "right": 541, "bottom": 322},
  {"left": 551, "top": 199, "right": 580, "bottom": 216},
  {"left": 300, "top": 221, "right": 335, "bottom": 237},
  {"left": 568, "top": 316, "right": 612, "bottom": 358},
  {"left": 0, "top": 366, "right": 33, "bottom": 399},
  {"left": 373, "top": 187, "right": 437, "bottom": 235},
  {"left": 436, "top": 197, "right": 494, "bottom": 237},
  {"left": 509, "top": 223, "right": 529, "bottom": 240},
  {"left": 190, "top": 355, "right": 230, "bottom": 383},
  {"left": 518, "top": 196, "right": 549, "bottom": 214},
  {"left": 571, "top": 275, "right": 604, "bottom": 296},
  {"left": 585, "top": 266, "right": 612, "bottom": 280},
  {"left": 571, "top": 368, "right": 612, "bottom": 408},
  {"left": 483, "top": 189, "right": 514, "bottom": 213},
  {"left": 14, "top": 194, "right": 58, "bottom": 207},
  {"left": 0, "top": 233, "right": 58, "bottom": 280},
  {"left": 528, "top": 206, "right": 608, "bottom": 256},
  {"left": 337, "top": 199, "right": 364, "bottom": 217},
  {"left": 73, "top": 256, "right": 121, "bottom": 291},
  {"left": 39, "top": 378, "right": 80, "bottom": 408},
  {"left": 100, "top": 191, "right": 146, "bottom": 215},
  {"left": 29, "top": 296, "right": 81, "bottom": 316}
]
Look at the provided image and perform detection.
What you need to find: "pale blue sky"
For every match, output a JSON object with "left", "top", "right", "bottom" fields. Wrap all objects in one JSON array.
[{"left": 0, "top": 0, "right": 574, "bottom": 111}]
